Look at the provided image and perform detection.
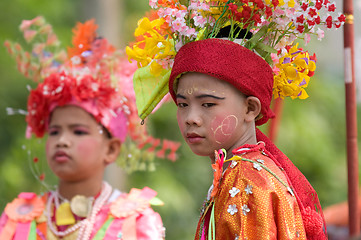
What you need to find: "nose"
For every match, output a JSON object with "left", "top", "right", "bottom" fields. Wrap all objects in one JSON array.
[
  {"left": 56, "top": 132, "right": 71, "bottom": 148},
  {"left": 185, "top": 107, "right": 202, "bottom": 126}
]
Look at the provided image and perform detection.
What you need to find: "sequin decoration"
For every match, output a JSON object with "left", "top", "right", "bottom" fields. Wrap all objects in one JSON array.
[
  {"left": 253, "top": 162, "right": 262, "bottom": 171},
  {"left": 241, "top": 204, "right": 250, "bottom": 216},
  {"left": 227, "top": 204, "right": 238, "bottom": 215},
  {"left": 257, "top": 159, "right": 265, "bottom": 164},
  {"left": 229, "top": 187, "right": 240, "bottom": 198},
  {"left": 245, "top": 185, "right": 253, "bottom": 195}
]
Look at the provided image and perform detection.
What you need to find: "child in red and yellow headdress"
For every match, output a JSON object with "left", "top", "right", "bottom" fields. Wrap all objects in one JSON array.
[
  {"left": 0, "top": 17, "right": 180, "bottom": 240},
  {"left": 127, "top": 0, "right": 345, "bottom": 239}
]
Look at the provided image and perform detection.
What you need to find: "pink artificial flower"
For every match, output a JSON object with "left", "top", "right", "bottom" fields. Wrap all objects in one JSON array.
[
  {"left": 316, "top": 28, "right": 325, "bottom": 40},
  {"left": 304, "top": 34, "right": 311, "bottom": 45},
  {"left": 24, "top": 30, "right": 37, "bottom": 43}
]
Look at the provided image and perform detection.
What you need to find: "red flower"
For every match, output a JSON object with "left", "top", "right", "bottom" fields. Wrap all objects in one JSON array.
[
  {"left": 296, "top": 25, "right": 305, "bottom": 33},
  {"left": 254, "top": 0, "right": 265, "bottom": 9},
  {"left": 308, "top": 8, "right": 317, "bottom": 18},
  {"left": 228, "top": 3, "right": 238, "bottom": 12},
  {"left": 314, "top": 16, "right": 321, "bottom": 24},
  {"left": 272, "top": 0, "right": 279, "bottom": 7},
  {"left": 39, "top": 173, "right": 45, "bottom": 181},
  {"left": 338, "top": 14, "right": 346, "bottom": 22},
  {"left": 297, "top": 15, "right": 305, "bottom": 23},
  {"left": 242, "top": 6, "right": 252, "bottom": 20},
  {"left": 327, "top": 3, "right": 336, "bottom": 12},
  {"left": 307, "top": 19, "right": 316, "bottom": 26},
  {"left": 315, "top": 0, "right": 323, "bottom": 10},
  {"left": 253, "top": 14, "right": 262, "bottom": 24},
  {"left": 265, "top": 6, "right": 273, "bottom": 17},
  {"left": 301, "top": 3, "right": 308, "bottom": 11},
  {"left": 326, "top": 15, "right": 333, "bottom": 28}
]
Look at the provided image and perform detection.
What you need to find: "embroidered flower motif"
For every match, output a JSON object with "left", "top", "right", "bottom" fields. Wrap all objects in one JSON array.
[
  {"left": 242, "top": 204, "right": 251, "bottom": 216},
  {"left": 253, "top": 162, "right": 262, "bottom": 171},
  {"left": 229, "top": 187, "right": 240, "bottom": 198},
  {"left": 5, "top": 192, "right": 44, "bottom": 222},
  {"left": 227, "top": 204, "right": 238, "bottom": 215},
  {"left": 245, "top": 185, "right": 253, "bottom": 195},
  {"left": 230, "top": 160, "right": 238, "bottom": 168}
]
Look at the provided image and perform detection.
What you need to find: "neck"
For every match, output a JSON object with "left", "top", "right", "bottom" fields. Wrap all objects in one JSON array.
[
  {"left": 208, "top": 123, "right": 257, "bottom": 169},
  {"left": 57, "top": 177, "right": 104, "bottom": 200}
]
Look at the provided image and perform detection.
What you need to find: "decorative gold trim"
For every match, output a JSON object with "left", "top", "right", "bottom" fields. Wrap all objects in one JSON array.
[{"left": 345, "top": 14, "right": 354, "bottom": 24}]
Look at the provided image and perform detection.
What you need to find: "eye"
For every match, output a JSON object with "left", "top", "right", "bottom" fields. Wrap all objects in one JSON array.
[
  {"left": 202, "top": 103, "right": 216, "bottom": 108},
  {"left": 73, "top": 129, "right": 88, "bottom": 135},
  {"left": 48, "top": 129, "right": 59, "bottom": 136},
  {"left": 177, "top": 102, "right": 188, "bottom": 108}
]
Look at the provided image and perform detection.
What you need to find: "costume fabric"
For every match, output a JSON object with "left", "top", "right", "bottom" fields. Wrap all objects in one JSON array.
[
  {"left": 195, "top": 143, "right": 307, "bottom": 240},
  {"left": 0, "top": 187, "right": 164, "bottom": 240}
]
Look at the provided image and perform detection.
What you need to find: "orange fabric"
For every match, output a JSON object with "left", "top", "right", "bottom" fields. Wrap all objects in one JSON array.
[{"left": 195, "top": 151, "right": 306, "bottom": 240}]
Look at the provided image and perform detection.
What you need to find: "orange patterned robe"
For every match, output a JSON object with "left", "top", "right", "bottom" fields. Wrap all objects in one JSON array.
[{"left": 195, "top": 146, "right": 307, "bottom": 240}]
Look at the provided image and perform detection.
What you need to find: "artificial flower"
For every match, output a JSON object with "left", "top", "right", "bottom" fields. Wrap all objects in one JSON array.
[
  {"left": 110, "top": 189, "right": 151, "bottom": 218},
  {"left": 5, "top": 192, "right": 44, "bottom": 222}
]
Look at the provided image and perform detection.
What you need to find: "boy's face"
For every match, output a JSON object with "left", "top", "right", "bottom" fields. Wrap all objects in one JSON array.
[
  {"left": 176, "top": 72, "right": 255, "bottom": 159},
  {"left": 46, "top": 105, "right": 110, "bottom": 182}
]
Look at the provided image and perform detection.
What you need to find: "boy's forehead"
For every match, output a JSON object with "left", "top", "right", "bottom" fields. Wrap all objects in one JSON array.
[{"left": 176, "top": 72, "right": 234, "bottom": 96}]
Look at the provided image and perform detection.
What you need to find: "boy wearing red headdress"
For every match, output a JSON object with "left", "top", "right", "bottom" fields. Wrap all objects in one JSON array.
[{"left": 169, "top": 38, "right": 326, "bottom": 240}]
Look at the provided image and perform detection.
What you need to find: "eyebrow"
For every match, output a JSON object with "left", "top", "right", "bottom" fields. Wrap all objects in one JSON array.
[
  {"left": 176, "top": 93, "right": 225, "bottom": 100},
  {"left": 48, "top": 124, "right": 89, "bottom": 129}
]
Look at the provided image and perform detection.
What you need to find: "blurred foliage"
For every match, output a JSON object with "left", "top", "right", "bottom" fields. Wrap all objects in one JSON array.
[{"left": 0, "top": 1, "right": 360, "bottom": 240}]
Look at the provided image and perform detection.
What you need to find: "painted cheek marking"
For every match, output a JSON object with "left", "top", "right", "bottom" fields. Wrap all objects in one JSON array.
[{"left": 211, "top": 115, "right": 239, "bottom": 144}]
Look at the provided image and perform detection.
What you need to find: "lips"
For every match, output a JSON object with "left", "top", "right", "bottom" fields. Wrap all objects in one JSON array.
[
  {"left": 53, "top": 150, "right": 70, "bottom": 163},
  {"left": 186, "top": 132, "right": 204, "bottom": 144}
]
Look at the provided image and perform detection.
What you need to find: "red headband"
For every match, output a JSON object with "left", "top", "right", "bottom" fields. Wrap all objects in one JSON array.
[{"left": 169, "top": 38, "right": 275, "bottom": 126}]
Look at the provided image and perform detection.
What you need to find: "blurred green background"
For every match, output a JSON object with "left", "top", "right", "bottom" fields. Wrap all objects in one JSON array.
[{"left": 0, "top": 0, "right": 360, "bottom": 239}]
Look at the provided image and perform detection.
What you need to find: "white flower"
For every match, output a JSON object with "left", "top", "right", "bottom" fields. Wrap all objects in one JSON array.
[
  {"left": 245, "top": 185, "right": 253, "bottom": 195},
  {"left": 227, "top": 204, "right": 238, "bottom": 215},
  {"left": 229, "top": 187, "right": 240, "bottom": 198},
  {"left": 253, "top": 162, "right": 262, "bottom": 171},
  {"left": 242, "top": 204, "right": 250, "bottom": 216}
]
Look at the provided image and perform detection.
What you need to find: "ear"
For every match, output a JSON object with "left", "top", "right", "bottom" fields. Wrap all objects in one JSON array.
[
  {"left": 104, "top": 138, "right": 121, "bottom": 165},
  {"left": 245, "top": 96, "right": 262, "bottom": 122}
]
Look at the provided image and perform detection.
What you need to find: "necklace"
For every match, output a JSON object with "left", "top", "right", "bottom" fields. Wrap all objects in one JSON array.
[{"left": 46, "top": 181, "right": 112, "bottom": 240}]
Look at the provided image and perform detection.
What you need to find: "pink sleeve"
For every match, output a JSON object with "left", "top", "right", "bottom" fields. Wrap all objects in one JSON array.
[{"left": 136, "top": 208, "right": 165, "bottom": 240}]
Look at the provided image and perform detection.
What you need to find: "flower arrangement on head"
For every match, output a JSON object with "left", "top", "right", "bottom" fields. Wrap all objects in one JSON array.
[
  {"left": 126, "top": 0, "right": 345, "bottom": 119},
  {"left": 4, "top": 16, "right": 180, "bottom": 174}
]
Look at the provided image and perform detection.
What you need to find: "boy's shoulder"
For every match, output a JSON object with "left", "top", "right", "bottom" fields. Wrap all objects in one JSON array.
[{"left": 224, "top": 149, "right": 292, "bottom": 194}]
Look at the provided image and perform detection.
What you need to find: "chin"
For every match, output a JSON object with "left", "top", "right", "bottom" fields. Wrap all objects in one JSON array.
[{"left": 188, "top": 146, "right": 213, "bottom": 158}]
